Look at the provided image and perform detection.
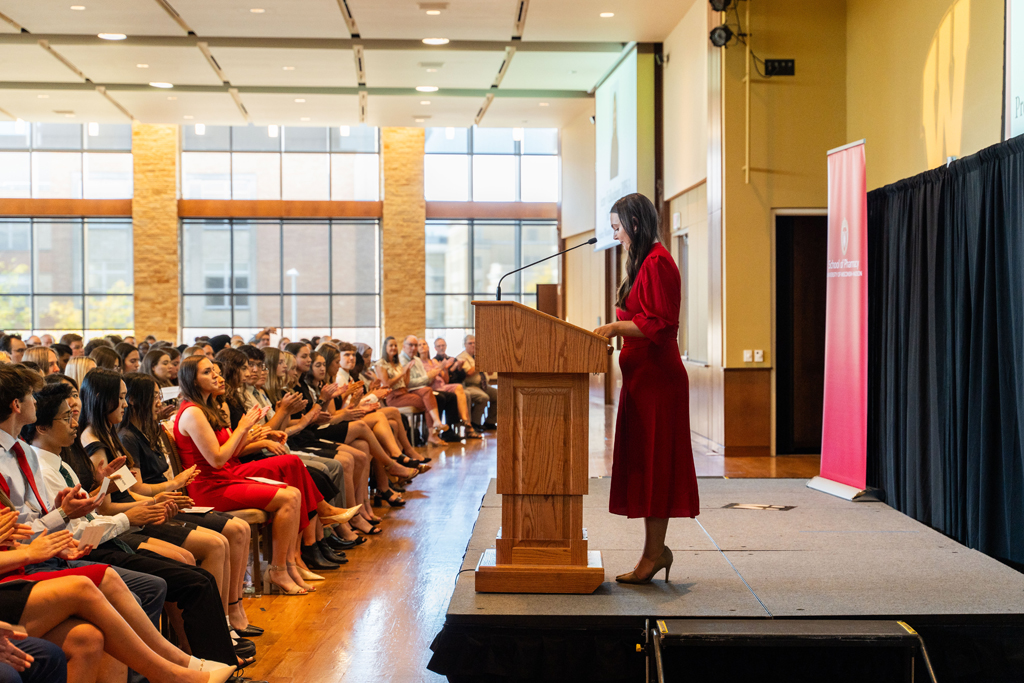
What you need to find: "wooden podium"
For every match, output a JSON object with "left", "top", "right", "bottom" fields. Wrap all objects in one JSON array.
[{"left": 472, "top": 301, "right": 608, "bottom": 594}]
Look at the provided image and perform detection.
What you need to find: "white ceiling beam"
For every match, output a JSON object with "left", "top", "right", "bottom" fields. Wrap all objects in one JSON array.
[
  {"left": 474, "top": 92, "right": 494, "bottom": 125},
  {"left": 358, "top": 90, "right": 367, "bottom": 123},
  {"left": 512, "top": 0, "right": 529, "bottom": 39},
  {"left": 354, "top": 44, "right": 366, "bottom": 86},
  {"left": 37, "top": 40, "right": 89, "bottom": 82},
  {"left": 228, "top": 87, "right": 250, "bottom": 123},
  {"left": 151, "top": 0, "right": 194, "bottom": 35},
  {"left": 95, "top": 86, "right": 135, "bottom": 121},
  {"left": 335, "top": 0, "right": 361, "bottom": 38},
  {"left": 491, "top": 46, "right": 515, "bottom": 88}
]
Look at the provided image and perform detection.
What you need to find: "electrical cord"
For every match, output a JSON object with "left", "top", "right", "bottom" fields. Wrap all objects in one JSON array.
[{"left": 728, "top": 2, "right": 772, "bottom": 78}]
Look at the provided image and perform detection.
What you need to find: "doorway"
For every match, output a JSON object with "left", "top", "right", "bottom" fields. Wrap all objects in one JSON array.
[{"left": 775, "top": 214, "right": 827, "bottom": 455}]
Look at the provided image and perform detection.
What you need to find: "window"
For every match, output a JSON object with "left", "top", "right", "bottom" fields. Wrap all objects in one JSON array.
[
  {"left": 0, "top": 217, "right": 133, "bottom": 335},
  {"left": 0, "top": 122, "right": 132, "bottom": 199},
  {"left": 425, "top": 219, "right": 559, "bottom": 343},
  {"left": 181, "top": 218, "right": 381, "bottom": 346},
  {"left": 181, "top": 126, "right": 380, "bottom": 201},
  {"left": 424, "top": 127, "right": 559, "bottom": 203}
]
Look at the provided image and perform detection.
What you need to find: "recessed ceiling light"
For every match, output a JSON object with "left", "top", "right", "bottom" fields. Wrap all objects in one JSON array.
[
  {"left": 37, "top": 94, "right": 49, "bottom": 99},
  {"left": 183, "top": 115, "right": 194, "bottom": 119},
  {"left": 282, "top": 66, "right": 295, "bottom": 71},
  {"left": 414, "top": 118, "right": 425, "bottom": 123},
  {"left": 426, "top": 9, "right": 440, "bottom": 14},
  {"left": 420, "top": 100, "right": 431, "bottom": 105},
  {"left": 250, "top": 8, "right": 265, "bottom": 13},
  {"left": 136, "top": 63, "right": 149, "bottom": 68},
  {"left": 599, "top": 12, "right": 614, "bottom": 18},
  {"left": 149, "top": 82, "right": 173, "bottom": 88},
  {"left": 97, "top": 33, "right": 126, "bottom": 40},
  {"left": 422, "top": 38, "right": 449, "bottom": 45},
  {"left": 539, "top": 102, "right": 549, "bottom": 106},
  {"left": 70, "top": 5, "right": 86, "bottom": 9},
  {"left": 426, "top": 68, "right": 437, "bottom": 73},
  {"left": 294, "top": 98, "right": 305, "bottom": 103},
  {"left": 167, "top": 96, "right": 177, "bottom": 100},
  {"left": 64, "top": 113, "right": 75, "bottom": 118},
  {"left": 416, "top": 86, "right": 438, "bottom": 92},
  {"left": 300, "top": 117, "right": 311, "bottom": 121}
]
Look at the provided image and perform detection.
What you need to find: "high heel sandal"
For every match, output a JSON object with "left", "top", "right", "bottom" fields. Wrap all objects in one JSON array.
[
  {"left": 374, "top": 488, "right": 406, "bottom": 507},
  {"left": 286, "top": 562, "right": 317, "bottom": 591},
  {"left": 615, "top": 546, "right": 674, "bottom": 585},
  {"left": 267, "top": 565, "right": 308, "bottom": 595},
  {"left": 318, "top": 504, "right": 363, "bottom": 526},
  {"left": 291, "top": 561, "right": 325, "bottom": 582}
]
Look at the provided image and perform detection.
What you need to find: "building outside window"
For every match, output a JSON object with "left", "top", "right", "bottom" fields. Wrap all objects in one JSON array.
[
  {"left": 181, "top": 125, "right": 380, "bottom": 201},
  {"left": 423, "top": 127, "right": 559, "bottom": 203},
  {"left": 0, "top": 122, "right": 133, "bottom": 199},
  {"left": 180, "top": 218, "right": 381, "bottom": 347},
  {"left": 0, "top": 217, "right": 133, "bottom": 336}
]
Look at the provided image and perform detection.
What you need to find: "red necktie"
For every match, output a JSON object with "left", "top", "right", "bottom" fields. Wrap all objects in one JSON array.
[{"left": 10, "top": 442, "right": 48, "bottom": 514}]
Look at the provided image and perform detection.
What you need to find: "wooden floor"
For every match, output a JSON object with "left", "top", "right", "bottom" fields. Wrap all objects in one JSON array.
[{"left": 241, "top": 399, "right": 820, "bottom": 683}]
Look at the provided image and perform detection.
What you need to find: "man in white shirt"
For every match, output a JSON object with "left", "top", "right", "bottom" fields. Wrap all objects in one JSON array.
[{"left": 456, "top": 335, "right": 497, "bottom": 430}]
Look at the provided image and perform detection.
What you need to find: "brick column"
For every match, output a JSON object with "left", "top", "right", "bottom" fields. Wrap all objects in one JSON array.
[
  {"left": 132, "top": 123, "right": 179, "bottom": 343},
  {"left": 381, "top": 127, "right": 426, "bottom": 340}
]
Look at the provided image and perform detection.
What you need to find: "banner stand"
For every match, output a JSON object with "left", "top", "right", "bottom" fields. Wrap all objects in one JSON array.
[{"left": 806, "top": 476, "right": 883, "bottom": 502}]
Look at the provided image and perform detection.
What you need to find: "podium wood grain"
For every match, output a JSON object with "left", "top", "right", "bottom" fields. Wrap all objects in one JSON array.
[{"left": 473, "top": 301, "right": 607, "bottom": 593}]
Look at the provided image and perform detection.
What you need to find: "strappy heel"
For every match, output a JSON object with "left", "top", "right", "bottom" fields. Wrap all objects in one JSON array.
[
  {"left": 373, "top": 488, "right": 406, "bottom": 507},
  {"left": 267, "top": 565, "right": 307, "bottom": 595}
]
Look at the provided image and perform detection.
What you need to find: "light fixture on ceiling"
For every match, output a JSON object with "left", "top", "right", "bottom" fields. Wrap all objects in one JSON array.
[
  {"left": 195, "top": 123, "right": 206, "bottom": 135},
  {"left": 445, "top": 127, "right": 455, "bottom": 140},
  {"left": 709, "top": 24, "right": 734, "bottom": 47},
  {"left": 167, "top": 96, "right": 177, "bottom": 100},
  {"left": 339, "top": 125, "right": 350, "bottom": 136},
  {"left": 183, "top": 115, "right": 194, "bottom": 119},
  {"left": 268, "top": 124, "right": 279, "bottom": 137},
  {"left": 97, "top": 33, "right": 126, "bottom": 40},
  {"left": 599, "top": 12, "right": 614, "bottom": 17},
  {"left": 416, "top": 86, "right": 438, "bottom": 92},
  {"left": 539, "top": 102, "right": 549, "bottom": 107},
  {"left": 37, "top": 94, "right": 49, "bottom": 99},
  {"left": 426, "top": 68, "right": 438, "bottom": 73},
  {"left": 136, "top": 64, "right": 149, "bottom": 68},
  {"left": 250, "top": 8, "right": 265, "bottom": 13},
  {"left": 88, "top": 122, "right": 99, "bottom": 136},
  {"left": 64, "top": 113, "right": 75, "bottom": 118},
  {"left": 422, "top": 38, "right": 449, "bottom": 45},
  {"left": 512, "top": 127, "right": 524, "bottom": 141},
  {"left": 300, "top": 117, "right": 311, "bottom": 121},
  {"left": 70, "top": 5, "right": 86, "bottom": 9},
  {"left": 420, "top": 100, "right": 431, "bottom": 105},
  {"left": 149, "top": 82, "right": 173, "bottom": 88},
  {"left": 415, "top": 118, "right": 425, "bottom": 123},
  {"left": 283, "top": 66, "right": 295, "bottom": 71},
  {"left": 426, "top": 10, "right": 440, "bottom": 15},
  {"left": 294, "top": 98, "right": 306, "bottom": 103}
]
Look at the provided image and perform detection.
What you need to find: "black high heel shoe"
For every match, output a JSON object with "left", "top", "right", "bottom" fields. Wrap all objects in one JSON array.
[{"left": 374, "top": 488, "right": 406, "bottom": 507}]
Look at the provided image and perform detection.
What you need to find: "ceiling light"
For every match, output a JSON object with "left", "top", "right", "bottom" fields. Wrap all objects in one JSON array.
[
  {"left": 512, "top": 127, "right": 524, "bottom": 141},
  {"left": 37, "top": 94, "right": 49, "bottom": 99},
  {"left": 136, "top": 63, "right": 149, "bottom": 68},
  {"left": 709, "top": 24, "right": 734, "bottom": 47},
  {"left": 445, "top": 127, "right": 455, "bottom": 140},
  {"left": 426, "top": 68, "right": 437, "bottom": 73},
  {"left": 195, "top": 123, "right": 205, "bottom": 135},
  {"left": 300, "top": 117, "right": 311, "bottom": 121},
  {"left": 97, "top": 33, "right": 126, "bottom": 40},
  {"left": 539, "top": 102, "right": 549, "bottom": 106},
  {"left": 416, "top": 86, "right": 438, "bottom": 92},
  {"left": 426, "top": 9, "right": 440, "bottom": 14},
  {"left": 70, "top": 5, "right": 86, "bottom": 9},
  {"left": 283, "top": 66, "right": 295, "bottom": 71},
  {"left": 64, "top": 113, "right": 75, "bottom": 118},
  {"left": 167, "top": 96, "right": 177, "bottom": 100},
  {"left": 599, "top": 12, "right": 614, "bottom": 17},
  {"left": 420, "top": 100, "right": 431, "bottom": 105},
  {"left": 339, "top": 125, "right": 350, "bottom": 136},
  {"left": 183, "top": 115, "right": 194, "bottom": 119},
  {"left": 422, "top": 38, "right": 449, "bottom": 45},
  {"left": 294, "top": 98, "right": 305, "bottom": 103},
  {"left": 414, "top": 118, "right": 425, "bottom": 123},
  {"left": 710, "top": 0, "right": 733, "bottom": 11},
  {"left": 268, "top": 124, "right": 279, "bottom": 137},
  {"left": 149, "top": 82, "right": 173, "bottom": 89},
  {"left": 88, "top": 122, "right": 99, "bottom": 136},
  {"left": 250, "top": 7, "right": 265, "bottom": 13}
]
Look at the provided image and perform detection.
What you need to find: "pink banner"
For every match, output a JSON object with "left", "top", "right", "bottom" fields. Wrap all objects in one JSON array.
[{"left": 821, "top": 142, "right": 868, "bottom": 490}]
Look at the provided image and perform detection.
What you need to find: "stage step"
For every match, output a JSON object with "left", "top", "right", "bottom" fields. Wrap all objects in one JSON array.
[{"left": 649, "top": 619, "right": 937, "bottom": 683}]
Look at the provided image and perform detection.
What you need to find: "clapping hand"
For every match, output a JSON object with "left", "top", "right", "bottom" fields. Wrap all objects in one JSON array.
[
  {"left": 237, "top": 405, "right": 263, "bottom": 434},
  {"left": 319, "top": 383, "right": 342, "bottom": 404},
  {"left": 0, "top": 623, "right": 31, "bottom": 673},
  {"left": 170, "top": 465, "right": 199, "bottom": 490},
  {"left": 22, "top": 529, "right": 78, "bottom": 564},
  {"left": 96, "top": 455, "right": 127, "bottom": 481},
  {"left": 56, "top": 485, "right": 103, "bottom": 520},
  {"left": 0, "top": 510, "right": 30, "bottom": 548}
]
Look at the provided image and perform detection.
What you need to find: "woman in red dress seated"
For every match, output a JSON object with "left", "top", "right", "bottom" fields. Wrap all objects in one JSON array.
[
  {"left": 173, "top": 356, "right": 359, "bottom": 595},
  {"left": 595, "top": 193, "right": 700, "bottom": 585}
]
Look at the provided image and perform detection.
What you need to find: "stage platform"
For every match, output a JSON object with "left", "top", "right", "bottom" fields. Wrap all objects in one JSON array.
[{"left": 429, "top": 478, "right": 1024, "bottom": 682}]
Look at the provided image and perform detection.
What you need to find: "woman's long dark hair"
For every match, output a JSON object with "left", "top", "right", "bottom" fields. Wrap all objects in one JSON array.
[
  {"left": 214, "top": 347, "right": 248, "bottom": 414},
  {"left": 141, "top": 349, "right": 171, "bottom": 387},
  {"left": 381, "top": 336, "right": 399, "bottom": 365},
  {"left": 80, "top": 367, "right": 133, "bottom": 467},
  {"left": 89, "top": 345, "right": 121, "bottom": 371},
  {"left": 612, "top": 193, "right": 662, "bottom": 309},
  {"left": 177, "top": 355, "right": 229, "bottom": 430},
  {"left": 121, "top": 372, "right": 160, "bottom": 446},
  {"left": 114, "top": 342, "right": 138, "bottom": 367}
]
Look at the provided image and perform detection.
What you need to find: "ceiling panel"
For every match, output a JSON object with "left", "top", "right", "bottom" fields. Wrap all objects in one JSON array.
[
  {"left": 211, "top": 47, "right": 358, "bottom": 87},
  {"left": 0, "top": 88, "right": 127, "bottom": 122},
  {"left": 365, "top": 94, "right": 478, "bottom": 128},
  {"left": 0, "top": 45, "right": 86, "bottom": 82},
  {"left": 113, "top": 90, "right": 245, "bottom": 125},
  {"left": 501, "top": 51, "right": 620, "bottom": 91},
  {"left": 0, "top": 0, "right": 187, "bottom": 36},
  {"left": 365, "top": 49, "right": 504, "bottom": 89},
  {"left": 56, "top": 45, "right": 222, "bottom": 86},
  {"left": 170, "top": 0, "right": 351, "bottom": 39},
  {"left": 483, "top": 96, "right": 592, "bottom": 128},
  {"left": 524, "top": 0, "right": 698, "bottom": 42},
  {"left": 241, "top": 92, "right": 360, "bottom": 126},
  {"left": 349, "top": 0, "right": 514, "bottom": 41}
]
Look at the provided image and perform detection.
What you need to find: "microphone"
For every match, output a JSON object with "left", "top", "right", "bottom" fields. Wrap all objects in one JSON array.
[{"left": 496, "top": 237, "right": 598, "bottom": 301}]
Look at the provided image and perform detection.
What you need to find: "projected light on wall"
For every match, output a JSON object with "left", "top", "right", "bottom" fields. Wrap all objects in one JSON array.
[{"left": 922, "top": 0, "right": 970, "bottom": 168}]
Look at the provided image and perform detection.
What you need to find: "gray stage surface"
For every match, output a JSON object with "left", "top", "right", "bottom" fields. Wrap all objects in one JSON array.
[{"left": 446, "top": 478, "right": 1024, "bottom": 623}]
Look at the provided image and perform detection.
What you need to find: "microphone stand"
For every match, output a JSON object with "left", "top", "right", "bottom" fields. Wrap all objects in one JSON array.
[{"left": 496, "top": 237, "right": 598, "bottom": 301}]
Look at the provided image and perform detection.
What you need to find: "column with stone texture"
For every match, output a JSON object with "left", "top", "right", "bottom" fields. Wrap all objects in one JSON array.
[
  {"left": 381, "top": 127, "right": 426, "bottom": 340},
  {"left": 131, "top": 123, "right": 180, "bottom": 343}
]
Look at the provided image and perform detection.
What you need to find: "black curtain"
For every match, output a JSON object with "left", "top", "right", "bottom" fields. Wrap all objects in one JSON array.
[{"left": 867, "top": 135, "right": 1024, "bottom": 566}]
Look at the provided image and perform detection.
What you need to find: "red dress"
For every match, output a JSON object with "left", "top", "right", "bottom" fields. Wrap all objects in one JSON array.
[
  {"left": 173, "top": 401, "right": 323, "bottom": 530},
  {"left": 609, "top": 242, "right": 700, "bottom": 518}
]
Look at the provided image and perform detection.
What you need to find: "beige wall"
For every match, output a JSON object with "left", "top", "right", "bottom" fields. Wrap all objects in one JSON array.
[
  {"left": 563, "top": 230, "right": 606, "bottom": 332},
  {"left": 662, "top": 0, "right": 708, "bottom": 199},
  {"left": 381, "top": 127, "right": 426, "bottom": 340},
  {"left": 667, "top": 182, "right": 708, "bottom": 363},
  {"left": 847, "top": 0, "right": 1004, "bottom": 190},
  {"left": 132, "top": 123, "right": 179, "bottom": 343},
  {"left": 560, "top": 102, "right": 596, "bottom": 239}
]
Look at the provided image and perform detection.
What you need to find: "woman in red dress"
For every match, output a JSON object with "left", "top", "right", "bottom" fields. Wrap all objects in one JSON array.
[{"left": 594, "top": 193, "right": 700, "bottom": 584}]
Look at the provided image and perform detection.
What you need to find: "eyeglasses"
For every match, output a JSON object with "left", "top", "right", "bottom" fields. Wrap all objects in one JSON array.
[{"left": 55, "top": 412, "right": 74, "bottom": 426}]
